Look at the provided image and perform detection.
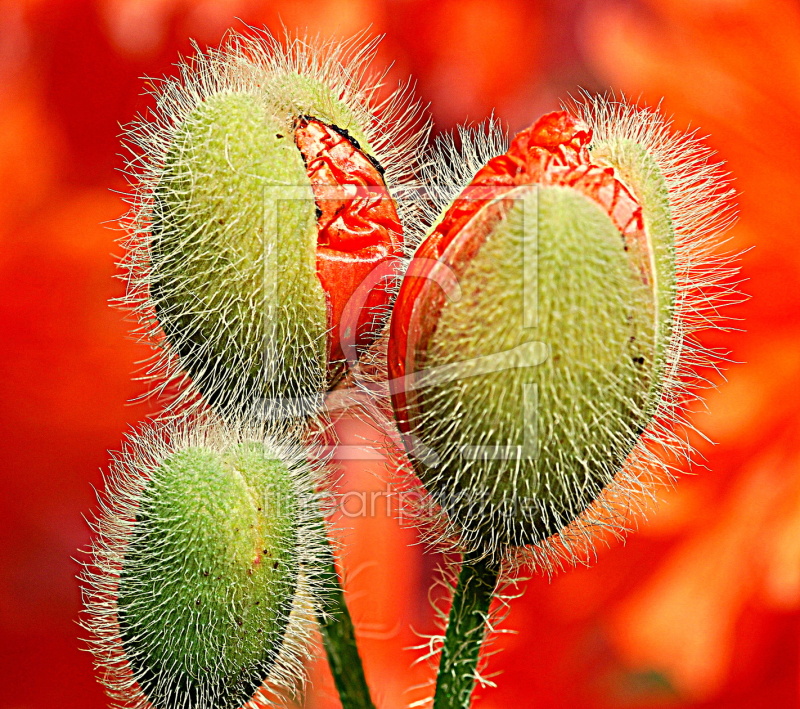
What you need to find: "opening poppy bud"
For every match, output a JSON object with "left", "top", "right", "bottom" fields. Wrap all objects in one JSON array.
[
  {"left": 82, "top": 422, "right": 327, "bottom": 709},
  {"left": 125, "top": 33, "right": 419, "bottom": 416},
  {"left": 388, "top": 105, "right": 725, "bottom": 557}
]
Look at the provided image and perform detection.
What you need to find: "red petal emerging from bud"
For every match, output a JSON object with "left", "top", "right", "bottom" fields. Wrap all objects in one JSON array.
[{"left": 295, "top": 118, "right": 403, "bottom": 369}]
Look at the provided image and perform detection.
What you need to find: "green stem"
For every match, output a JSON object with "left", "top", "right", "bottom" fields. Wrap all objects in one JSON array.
[
  {"left": 317, "top": 534, "right": 376, "bottom": 709},
  {"left": 433, "top": 554, "right": 501, "bottom": 709}
]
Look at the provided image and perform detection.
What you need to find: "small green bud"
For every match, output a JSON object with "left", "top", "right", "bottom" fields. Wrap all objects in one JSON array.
[
  {"left": 118, "top": 444, "right": 297, "bottom": 707},
  {"left": 82, "top": 422, "right": 326, "bottom": 709}
]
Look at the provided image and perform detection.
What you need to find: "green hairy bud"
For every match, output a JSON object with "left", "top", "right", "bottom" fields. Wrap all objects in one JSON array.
[
  {"left": 81, "top": 422, "right": 326, "bottom": 709},
  {"left": 118, "top": 444, "right": 297, "bottom": 707}
]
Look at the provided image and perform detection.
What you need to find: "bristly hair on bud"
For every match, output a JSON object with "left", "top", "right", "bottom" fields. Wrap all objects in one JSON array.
[
  {"left": 119, "top": 28, "right": 429, "bottom": 418},
  {"left": 382, "top": 95, "right": 739, "bottom": 572},
  {"left": 80, "top": 416, "right": 332, "bottom": 709}
]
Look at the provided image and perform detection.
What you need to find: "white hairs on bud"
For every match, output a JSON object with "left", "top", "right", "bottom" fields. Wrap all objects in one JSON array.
[{"left": 406, "top": 116, "right": 510, "bottom": 254}]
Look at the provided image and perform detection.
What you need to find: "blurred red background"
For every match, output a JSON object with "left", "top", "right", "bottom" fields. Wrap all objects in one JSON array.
[{"left": 0, "top": 0, "right": 796, "bottom": 707}]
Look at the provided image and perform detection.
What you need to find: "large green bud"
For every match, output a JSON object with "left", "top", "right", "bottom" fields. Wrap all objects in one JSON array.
[{"left": 388, "top": 109, "right": 687, "bottom": 558}]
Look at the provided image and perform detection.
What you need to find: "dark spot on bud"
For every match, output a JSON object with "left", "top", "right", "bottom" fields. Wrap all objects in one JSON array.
[
  {"left": 633, "top": 355, "right": 645, "bottom": 365},
  {"left": 275, "top": 133, "right": 284, "bottom": 139},
  {"left": 365, "top": 151, "right": 386, "bottom": 176},
  {"left": 273, "top": 560, "right": 279, "bottom": 570},
  {"left": 328, "top": 121, "right": 360, "bottom": 150}
]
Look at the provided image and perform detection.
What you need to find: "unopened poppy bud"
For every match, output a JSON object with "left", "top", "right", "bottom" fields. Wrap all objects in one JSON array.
[
  {"left": 82, "top": 422, "right": 327, "bottom": 709},
  {"left": 388, "top": 102, "right": 735, "bottom": 560},
  {"left": 124, "top": 32, "right": 421, "bottom": 415}
]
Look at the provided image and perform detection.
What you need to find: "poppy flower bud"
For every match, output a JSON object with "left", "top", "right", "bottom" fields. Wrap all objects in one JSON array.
[
  {"left": 81, "top": 421, "right": 327, "bottom": 709},
  {"left": 388, "top": 102, "right": 735, "bottom": 560},
  {"left": 124, "top": 32, "right": 422, "bottom": 416}
]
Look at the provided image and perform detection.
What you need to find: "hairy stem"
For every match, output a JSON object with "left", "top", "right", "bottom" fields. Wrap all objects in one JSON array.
[
  {"left": 433, "top": 554, "right": 501, "bottom": 709},
  {"left": 318, "top": 534, "right": 376, "bottom": 709}
]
